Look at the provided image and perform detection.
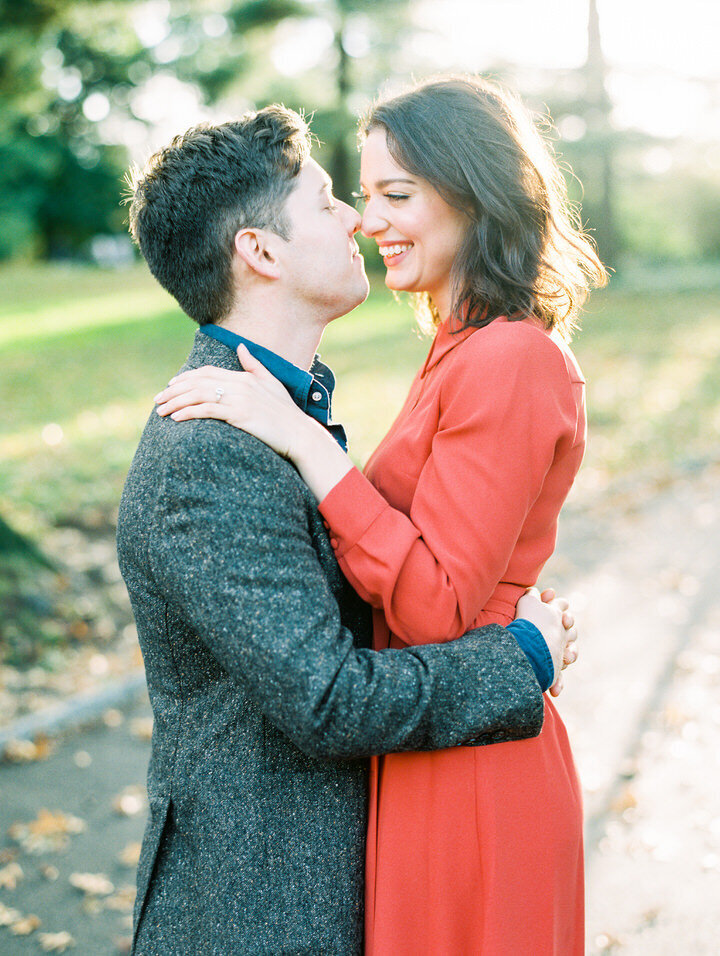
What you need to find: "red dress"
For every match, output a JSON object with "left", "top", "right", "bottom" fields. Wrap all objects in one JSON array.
[{"left": 319, "top": 315, "right": 586, "bottom": 955}]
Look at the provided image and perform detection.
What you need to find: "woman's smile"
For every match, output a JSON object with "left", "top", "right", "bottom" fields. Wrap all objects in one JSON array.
[{"left": 377, "top": 241, "right": 414, "bottom": 266}]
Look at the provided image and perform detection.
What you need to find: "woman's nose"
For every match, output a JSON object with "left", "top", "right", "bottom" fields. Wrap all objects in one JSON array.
[{"left": 360, "top": 199, "right": 386, "bottom": 238}]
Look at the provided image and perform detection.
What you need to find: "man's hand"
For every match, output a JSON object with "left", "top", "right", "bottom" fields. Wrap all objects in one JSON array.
[{"left": 515, "top": 587, "right": 578, "bottom": 697}]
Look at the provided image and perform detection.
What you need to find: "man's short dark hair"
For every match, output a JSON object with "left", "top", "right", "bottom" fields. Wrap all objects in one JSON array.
[{"left": 128, "top": 105, "right": 311, "bottom": 325}]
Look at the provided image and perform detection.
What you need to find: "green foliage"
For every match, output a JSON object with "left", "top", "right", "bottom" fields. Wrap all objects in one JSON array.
[{"left": 0, "top": 0, "right": 143, "bottom": 259}]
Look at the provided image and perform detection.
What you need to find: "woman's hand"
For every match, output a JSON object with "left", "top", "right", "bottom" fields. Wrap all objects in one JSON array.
[
  {"left": 154, "top": 344, "right": 309, "bottom": 460},
  {"left": 154, "top": 344, "right": 354, "bottom": 500}
]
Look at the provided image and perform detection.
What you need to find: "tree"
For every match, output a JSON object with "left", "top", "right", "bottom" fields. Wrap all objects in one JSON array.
[{"left": 0, "top": 0, "right": 146, "bottom": 258}]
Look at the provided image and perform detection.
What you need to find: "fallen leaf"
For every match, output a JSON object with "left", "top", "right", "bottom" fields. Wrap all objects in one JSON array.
[
  {"left": 11, "top": 913, "right": 41, "bottom": 935},
  {"left": 611, "top": 785, "right": 638, "bottom": 815},
  {"left": 39, "top": 931, "right": 75, "bottom": 953},
  {"left": 103, "top": 708, "right": 124, "bottom": 728},
  {"left": 8, "top": 809, "right": 85, "bottom": 854},
  {"left": 129, "top": 717, "right": 153, "bottom": 741},
  {"left": 69, "top": 871, "right": 114, "bottom": 896},
  {"left": 112, "top": 785, "right": 147, "bottom": 817},
  {"left": 0, "top": 902, "right": 22, "bottom": 925},
  {"left": 118, "top": 841, "right": 142, "bottom": 867},
  {"left": 81, "top": 897, "right": 103, "bottom": 915},
  {"left": 104, "top": 885, "right": 136, "bottom": 912},
  {"left": 0, "top": 861, "right": 24, "bottom": 888},
  {"left": 3, "top": 739, "right": 40, "bottom": 762}
]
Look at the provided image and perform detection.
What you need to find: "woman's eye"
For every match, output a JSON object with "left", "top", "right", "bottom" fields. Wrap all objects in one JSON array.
[
  {"left": 352, "top": 191, "right": 368, "bottom": 207},
  {"left": 386, "top": 193, "right": 409, "bottom": 203}
]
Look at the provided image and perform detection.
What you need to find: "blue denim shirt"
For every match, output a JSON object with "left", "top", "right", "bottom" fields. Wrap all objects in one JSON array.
[
  {"left": 199, "top": 324, "right": 552, "bottom": 691},
  {"left": 200, "top": 324, "right": 347, "bottom": 451}
]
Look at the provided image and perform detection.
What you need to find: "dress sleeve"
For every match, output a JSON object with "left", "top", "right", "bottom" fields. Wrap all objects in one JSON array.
[{"left": 318, "top": 330, "right": 582, "bottom": 645}]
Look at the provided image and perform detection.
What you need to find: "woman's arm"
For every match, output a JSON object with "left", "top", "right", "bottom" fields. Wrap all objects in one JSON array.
[
  {"left": 155, "top": 335, "right": 582, "bottom": 645},
  {"left": 315, "top": 333, "right": 582, "bottom": 644}
]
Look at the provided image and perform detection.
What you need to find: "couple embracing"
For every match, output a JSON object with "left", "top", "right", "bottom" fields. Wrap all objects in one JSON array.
[{"left": 118, "top": 74, "right": 606, "bottom": 955}]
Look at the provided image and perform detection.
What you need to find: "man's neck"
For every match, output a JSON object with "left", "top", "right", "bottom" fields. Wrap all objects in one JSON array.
[{"left": 218, "top": 291, "right": 326, "bottom": 372}]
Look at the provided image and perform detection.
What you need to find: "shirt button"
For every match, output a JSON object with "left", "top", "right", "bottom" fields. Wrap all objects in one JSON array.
[
  {"left": 311, "top": 391, "right": 323, "bottom": 402},
  {"left": 330, "top": 538, "right": 339, "bottom": 549}
]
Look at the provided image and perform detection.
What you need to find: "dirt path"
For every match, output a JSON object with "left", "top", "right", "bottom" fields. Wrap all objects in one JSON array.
[
  {"left": 547, "top": 463, "right": 720, "bottom": 953},
  {"left": 1, "top": 465, "right": 718, "bottom": 954}
]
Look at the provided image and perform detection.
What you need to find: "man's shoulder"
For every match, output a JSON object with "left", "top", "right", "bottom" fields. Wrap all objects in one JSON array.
[{"left": 126, "top": 410, "right": 307, "bottom": 509}]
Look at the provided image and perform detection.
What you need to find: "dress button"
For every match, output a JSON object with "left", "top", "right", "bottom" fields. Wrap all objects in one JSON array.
[
  {"left": 311, "top": 391, "right": 323, "bottom": 402},
  {"left": 330, "top": 538, "right": 339, "bottom": 549}
]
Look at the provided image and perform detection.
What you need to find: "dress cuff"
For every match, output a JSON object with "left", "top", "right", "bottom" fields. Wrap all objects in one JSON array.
[
  {"left": 506, "top": 619, "right": 554, "bottom": 692},
  {"left": 317, "top": 466, "right": 389, "bottom": 557}
]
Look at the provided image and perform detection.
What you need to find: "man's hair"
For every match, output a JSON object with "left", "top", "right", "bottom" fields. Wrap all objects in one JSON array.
[{"left": 128, "top": 105, "right": 311, "bottom": 325}]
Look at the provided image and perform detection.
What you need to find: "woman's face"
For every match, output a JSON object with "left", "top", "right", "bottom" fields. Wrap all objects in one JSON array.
[{"left": 359, "top": 128, "right": 468, "bottom": 319}]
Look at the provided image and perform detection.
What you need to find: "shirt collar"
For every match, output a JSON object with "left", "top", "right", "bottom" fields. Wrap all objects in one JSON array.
[{"left": 199, "top": 324, "right": 347, "bottom": 450}]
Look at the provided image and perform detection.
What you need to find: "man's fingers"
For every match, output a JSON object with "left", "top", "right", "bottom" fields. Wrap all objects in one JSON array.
[
  {"left": 562, "top": 610, "right": 574, "bottom": 629},
  {"left": 549, "top": 674, "right": 564, "bottom": 697},
  {"left": 540, "top": 588, "right": 555, "bottom": 602}
]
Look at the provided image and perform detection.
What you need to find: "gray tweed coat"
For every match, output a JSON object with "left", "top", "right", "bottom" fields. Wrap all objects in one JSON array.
[{"left": 116, "top": 330, "right": 544, "bottom": 955}]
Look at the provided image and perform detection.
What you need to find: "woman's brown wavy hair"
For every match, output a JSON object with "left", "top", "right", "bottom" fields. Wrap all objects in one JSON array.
[{"left": 360, "top": 75, "right": 608, "bottom": 338}]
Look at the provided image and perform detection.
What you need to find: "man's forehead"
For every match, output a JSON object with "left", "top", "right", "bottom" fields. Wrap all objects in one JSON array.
[{"left": 302, "top": 158, "right": 332, "bottom": 190}]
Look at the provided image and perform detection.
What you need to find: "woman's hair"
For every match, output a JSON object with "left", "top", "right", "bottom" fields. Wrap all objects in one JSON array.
[{"left": 360, "top": 75, "right": 607, "bottom": 337}]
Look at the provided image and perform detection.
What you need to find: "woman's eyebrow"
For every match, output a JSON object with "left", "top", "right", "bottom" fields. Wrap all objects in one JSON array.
[{"left": 362, "top": 177, "right": 417, "bottom": 190}]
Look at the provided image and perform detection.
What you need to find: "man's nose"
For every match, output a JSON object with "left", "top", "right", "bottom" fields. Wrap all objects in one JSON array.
[{"left": 340, "top": 200, "right": 362, "bottom": 235}]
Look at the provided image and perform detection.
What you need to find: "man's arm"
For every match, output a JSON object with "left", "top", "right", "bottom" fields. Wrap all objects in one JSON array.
[{"left": 150, "top": 424, "right": 545, "bottom": 759}]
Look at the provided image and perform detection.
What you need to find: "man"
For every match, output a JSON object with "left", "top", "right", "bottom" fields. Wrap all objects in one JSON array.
[{"left": 119, "top": 105, "right": 575, "bottom": 954}]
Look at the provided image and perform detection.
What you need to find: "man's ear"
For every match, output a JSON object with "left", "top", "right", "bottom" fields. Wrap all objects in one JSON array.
[{"left": 233, "top": 228, "right": 281, "bottom": 279}]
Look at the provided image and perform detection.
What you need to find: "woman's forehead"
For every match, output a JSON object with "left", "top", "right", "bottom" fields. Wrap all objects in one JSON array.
[{"left": 360, "top": 130, "right": 413, "bottom": 184}]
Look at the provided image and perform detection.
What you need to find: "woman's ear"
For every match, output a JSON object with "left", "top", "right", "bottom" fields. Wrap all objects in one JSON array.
[{"left": 233, "top": 228, "right": 281, "bottom": 279}]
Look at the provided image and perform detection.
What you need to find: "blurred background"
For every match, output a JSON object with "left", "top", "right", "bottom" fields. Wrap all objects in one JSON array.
[{"left": 1, "top": 1, "right": 719, "bottom": 953}]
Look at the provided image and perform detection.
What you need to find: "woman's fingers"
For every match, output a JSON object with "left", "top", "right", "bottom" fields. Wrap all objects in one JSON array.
[
  {"left": 169, "top": 402, "right": 229, "bottom": 423},
  {"left": 154, "top": 367, "right": 240, "bottom": 404},
  {"left": 548, "top": 674, "right": 564, "bottom": 697},
  {"left": 156, "top": 387, "right": 217, "bottom": 416},
  {"left": 236, "top": 344, "right": 276, "bottom": 381}
]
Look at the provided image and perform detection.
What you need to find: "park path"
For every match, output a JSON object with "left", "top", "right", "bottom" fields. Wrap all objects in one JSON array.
[{"left": 1, "top": 465, "right": 719, "bottom": 954}]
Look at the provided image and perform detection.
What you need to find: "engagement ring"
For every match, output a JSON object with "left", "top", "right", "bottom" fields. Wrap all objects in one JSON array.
[{"left": 215, "top": 386, "right": 225, "bottom": 403}]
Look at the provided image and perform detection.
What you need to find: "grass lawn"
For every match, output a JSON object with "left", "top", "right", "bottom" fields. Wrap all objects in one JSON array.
[{"left": 2, "top": 260, "right": 720, "bottom": 541}]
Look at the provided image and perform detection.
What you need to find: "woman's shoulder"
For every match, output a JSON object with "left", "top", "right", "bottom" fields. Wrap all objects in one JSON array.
[{"left": 457, "top": 316, "right": 585, "bottom": 385}]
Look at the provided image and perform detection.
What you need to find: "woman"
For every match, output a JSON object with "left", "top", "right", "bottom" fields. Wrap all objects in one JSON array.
[{"left": 156, "top": 76, "right": 606, "bottom": 953}]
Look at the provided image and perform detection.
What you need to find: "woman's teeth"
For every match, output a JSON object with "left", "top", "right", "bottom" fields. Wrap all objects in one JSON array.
[{"left": 382, "top": 243, "right": 413, "bottom": 259}]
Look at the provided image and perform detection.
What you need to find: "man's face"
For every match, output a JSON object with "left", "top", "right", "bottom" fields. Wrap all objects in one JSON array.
[{"left": 278, "top": 159, "right": 369, "bottom": 321}]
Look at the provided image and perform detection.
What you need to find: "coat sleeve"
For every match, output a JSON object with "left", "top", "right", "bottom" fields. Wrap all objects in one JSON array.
[
  {"left": 318, "top": 329, "right": 583, "bottom": 645},
  {"left": 148, "top": 423, "right": 544, "bottom": 759}
]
